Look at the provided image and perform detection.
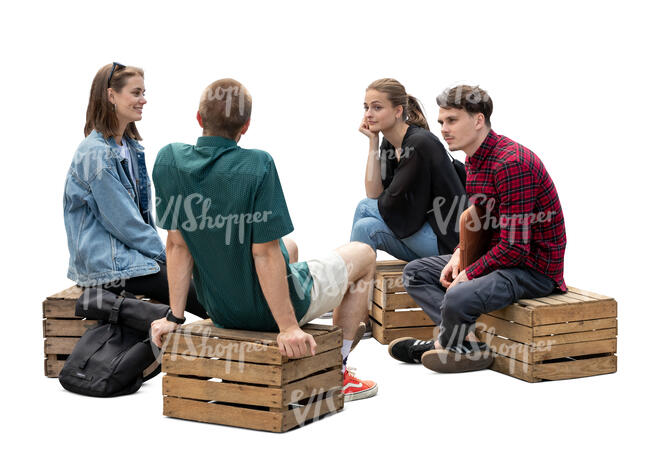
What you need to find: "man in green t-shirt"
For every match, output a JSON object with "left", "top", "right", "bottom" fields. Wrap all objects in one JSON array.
[{"left": 150, "top": 78, "right": 377, "bottom": 401}]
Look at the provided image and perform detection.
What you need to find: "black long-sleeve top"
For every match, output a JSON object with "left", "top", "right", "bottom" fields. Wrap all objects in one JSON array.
[{"left": 377, "top": 125, "right": 467, "bottom": 255}]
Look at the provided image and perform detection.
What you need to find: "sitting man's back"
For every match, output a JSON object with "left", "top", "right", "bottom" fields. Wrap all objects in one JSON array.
[
  {"left": 150, "top": 78, "right": 378, "bottom": 402},
  {"left": 153, "top": 118, "right": 310, "bottom": 331}
]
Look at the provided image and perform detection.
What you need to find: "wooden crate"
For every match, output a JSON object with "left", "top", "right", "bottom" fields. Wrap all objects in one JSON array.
[
  {"left": 476, "top": 286, "right": 618, "bottom": 382},
  {"left": 43, "top": 286, "right": 98, "bottom": 377},
  {"left": 371, "top": 260, "right": 438, "bottom": 344},
  {"left": 372, "top": 261, "right": 617, "bottom": 382},
  {"left": 161, "top": 320, "right": 344, "bottom": 432},
  {"left": 42, "top": 286, "right": 156, "bottom": 378}
]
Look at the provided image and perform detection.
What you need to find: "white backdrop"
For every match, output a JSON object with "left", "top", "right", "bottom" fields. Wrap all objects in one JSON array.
[{"left": 1, "top": 0, "right": 647, "bottom": 464}]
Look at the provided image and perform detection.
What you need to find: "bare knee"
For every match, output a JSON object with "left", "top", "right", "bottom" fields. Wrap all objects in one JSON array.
[
  {"left": 336, "top": 241, "right": 376, "bottom": 283},
  {"left": 284, "top": 237, "right": 298, "bottom": 263}
]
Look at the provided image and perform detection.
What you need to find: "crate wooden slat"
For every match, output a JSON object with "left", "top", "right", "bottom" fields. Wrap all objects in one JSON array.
[
  {"left": 161, "top": 319, "right": 344, "bottom": 432},
  {"left": 477, "top": 286, "right": 618, "bottom": 382},
  {"left": 370, "top": 317, "right": 439, "bottom": 344},
  {"left": 371, "top": 261, "right": 437, "bottom": 344},
  {"left": 43, "top": 286, "right": 91, "bottom": 377}
]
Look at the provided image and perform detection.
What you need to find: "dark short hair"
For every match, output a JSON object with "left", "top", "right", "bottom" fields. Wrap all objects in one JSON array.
[
  {"left": 199, "top": 78, "right": 252, "bottom": 139},
  {"left": 436, "top": 85, "right": 493, "bottom": 127}
]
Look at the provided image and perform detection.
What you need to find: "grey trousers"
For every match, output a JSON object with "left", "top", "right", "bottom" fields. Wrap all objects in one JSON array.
[{"left": 403, "top": 255, "right": 556, "bottom": 347}]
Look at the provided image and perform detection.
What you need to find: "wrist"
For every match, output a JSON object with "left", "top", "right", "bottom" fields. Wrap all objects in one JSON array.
[
  {"left": 278, "top": 322, "right": 300, "bottom": 333},
  {"left": 166, "top": 308, "right": 186, "bottom": 325}
]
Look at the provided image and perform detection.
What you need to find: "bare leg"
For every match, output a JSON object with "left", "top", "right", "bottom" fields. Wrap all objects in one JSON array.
[
  {"left": 283, "top": 237, "right": 298, "bottom": 263},
  {"left": 332, "top": 242, "right": 376, "bottom": 341}
]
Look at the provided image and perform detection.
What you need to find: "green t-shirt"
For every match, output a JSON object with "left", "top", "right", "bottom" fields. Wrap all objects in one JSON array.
[{"left": 153, "top": 136, "right": 312, "bottom": 331}]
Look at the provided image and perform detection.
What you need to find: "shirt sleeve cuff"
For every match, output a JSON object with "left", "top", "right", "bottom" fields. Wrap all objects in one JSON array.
[{"left": 465, "top": 259, "right": 485, "bottom": 280}]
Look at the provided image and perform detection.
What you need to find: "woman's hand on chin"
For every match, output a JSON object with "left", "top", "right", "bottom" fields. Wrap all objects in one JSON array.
[{"left": 359, "top": 116, "right": 380, "bottom": 141}]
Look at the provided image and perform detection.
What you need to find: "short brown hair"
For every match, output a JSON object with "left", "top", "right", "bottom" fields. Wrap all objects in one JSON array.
[
  {"left": 367, "top": 78, "right": 429, "bottom": 130},
  {"left": 199, "top": 79, "right": 252, "bottom": 139},
  {"left": 84, "top": 63, "right": 144, "bottom": 140},
  {"left": 436, "top": 85, "right": 493, "bottom": 127}
]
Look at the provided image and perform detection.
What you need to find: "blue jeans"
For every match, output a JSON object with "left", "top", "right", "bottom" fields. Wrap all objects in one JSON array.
[
  {"left": 350, "top": 198, "right": 439, "bottom": 261},
  {"left": 403, "top": 255, "right": 556, "bottom": 347}
]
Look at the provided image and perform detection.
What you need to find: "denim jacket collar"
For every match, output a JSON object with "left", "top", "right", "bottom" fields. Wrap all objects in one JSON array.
[{"left": 90, "top": 129, "right": 144, "bottom": 159}]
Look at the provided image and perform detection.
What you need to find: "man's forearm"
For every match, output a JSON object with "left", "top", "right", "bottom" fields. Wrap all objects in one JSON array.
[
  {"left": 253, "top": 245, "right": 298, "bottom": 331},
  {"left": 166, "top": 240, "right": 193, "bottom": 319}
]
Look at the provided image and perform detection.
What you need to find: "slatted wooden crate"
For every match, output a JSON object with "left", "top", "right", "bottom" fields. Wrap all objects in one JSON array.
[
  {"left": 371, "top": 260, "right": 438, "bottom": 344},
  {"left": 43, "top": 286, "right": 156, "bottom": 377},
  {"left": 161, "top": 320, "right": 344, "bottom": 432},
  {"left": 43, "top": 286, "right": 98, "bottom": 377},
  {"left": 476, "top": 287, "right": 617, "bottom": 382}
]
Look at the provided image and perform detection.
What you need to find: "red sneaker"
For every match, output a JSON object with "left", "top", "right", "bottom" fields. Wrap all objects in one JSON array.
[{"left": 342, "top": 368, "right": 378, "bottom": 402}]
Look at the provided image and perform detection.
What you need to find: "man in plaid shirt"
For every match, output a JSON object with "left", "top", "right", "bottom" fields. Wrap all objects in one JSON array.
[{"left": 388, "top": 85, "right": 567, "bottom": 373}]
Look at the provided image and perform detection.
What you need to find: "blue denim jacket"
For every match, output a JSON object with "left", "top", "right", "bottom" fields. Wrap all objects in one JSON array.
[{"left": 64, "top": 129, "right": 166, "bottom": 286}]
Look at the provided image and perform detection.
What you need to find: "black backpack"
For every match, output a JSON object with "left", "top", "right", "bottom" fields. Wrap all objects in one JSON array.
[
  {"left": 58, "top": 288, "right": 169, "bottom": 397},
  {"left": 447, "top": 151, "right": 467, "bottom": 188}
]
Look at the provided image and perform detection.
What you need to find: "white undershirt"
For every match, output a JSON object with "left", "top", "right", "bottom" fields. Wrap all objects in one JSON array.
[{"left": 119, "top": 143, "right": 137, "bottom": 187}]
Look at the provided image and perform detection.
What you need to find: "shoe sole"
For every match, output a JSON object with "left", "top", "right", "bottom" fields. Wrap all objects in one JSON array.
[
  {"left": 387, "top": 337, "right": 419, "bottom": 363},
  {"left": 351, "top": 322, "right": 366, "bottom": 352},
  {"left": 344, "top": 383, "right": 378, "bottom": 402},
  {"left": 421, "top": 349, "right": 494, "bottom": 373}
]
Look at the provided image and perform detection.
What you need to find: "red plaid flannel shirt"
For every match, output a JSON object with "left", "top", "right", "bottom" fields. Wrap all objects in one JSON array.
[{"left": 464, "top": 130, "right": 567, "bottom": 291}]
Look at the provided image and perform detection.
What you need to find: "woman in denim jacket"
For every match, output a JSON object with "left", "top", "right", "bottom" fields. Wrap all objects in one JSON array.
[{"left": 63, "top": 63, "right": 207, "bottom": 319}]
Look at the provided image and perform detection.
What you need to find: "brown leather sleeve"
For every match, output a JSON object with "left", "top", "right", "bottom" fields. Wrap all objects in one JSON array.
[{"left": 459, "top": 204, "right": 492, "bottom": 271}]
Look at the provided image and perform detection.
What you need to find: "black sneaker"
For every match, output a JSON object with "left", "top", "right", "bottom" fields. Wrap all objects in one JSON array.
[{"left": 387, "top": 337, "right": 435, "bottom": 363}]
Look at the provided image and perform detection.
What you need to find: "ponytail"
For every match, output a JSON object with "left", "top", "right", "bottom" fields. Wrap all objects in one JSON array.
[
  {"left": 367, "top": 79, "right": 430, "bottom": 130},
  {"left": 406, "top": 94, "right": 429, "bottom": 130}
]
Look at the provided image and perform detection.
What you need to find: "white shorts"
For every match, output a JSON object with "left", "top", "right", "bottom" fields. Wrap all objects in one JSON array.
[{"left": 298, "top": 251, "right": 349, "bottom": 326}]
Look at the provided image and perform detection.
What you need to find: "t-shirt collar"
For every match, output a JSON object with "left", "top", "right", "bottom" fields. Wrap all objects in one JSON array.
[{"left": 196, "top": 136, "right": 238, "bottom": 148}]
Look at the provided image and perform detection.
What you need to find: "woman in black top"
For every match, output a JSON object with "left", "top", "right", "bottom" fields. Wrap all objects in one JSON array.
[{"left": 351, "top": 78, "right": 466, "bottom": 260}]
